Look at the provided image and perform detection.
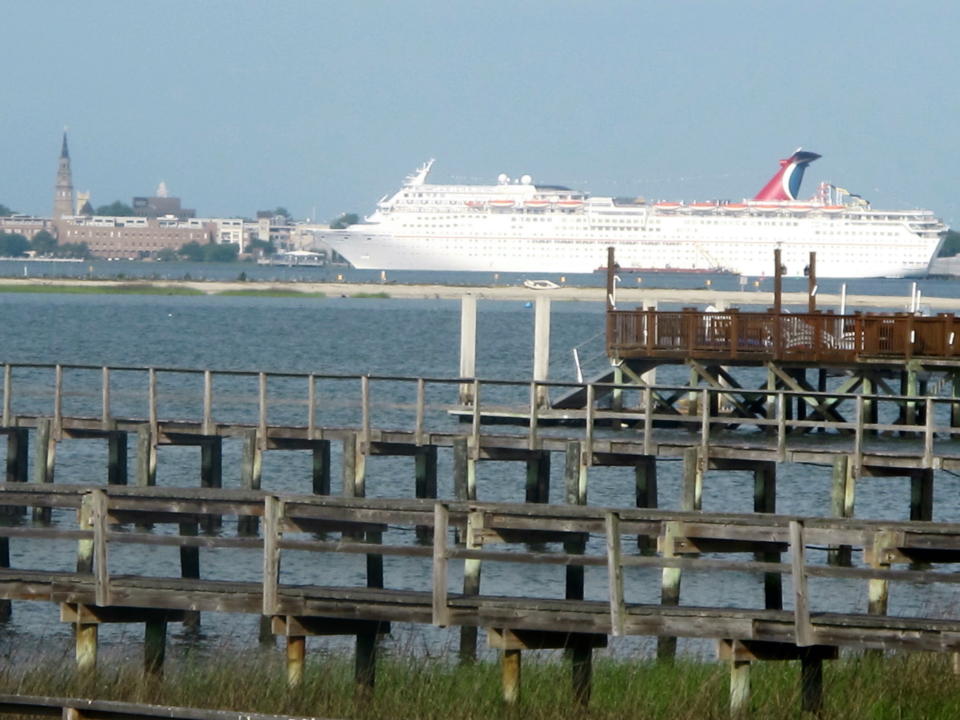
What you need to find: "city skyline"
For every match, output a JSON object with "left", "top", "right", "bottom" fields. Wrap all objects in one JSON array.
[{"left": 1, "top": 1, "right": 957, "bottom": 227}]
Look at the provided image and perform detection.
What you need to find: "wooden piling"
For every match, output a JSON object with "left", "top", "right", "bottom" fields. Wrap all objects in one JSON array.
[
  {"left": 681, "top": 446, "right": 703, "bottom": 511},
  {"left": 179, "top": 520, "right": 200, "bottom": 632},
  {"left": 564, "top": 442, "right": 587, "bottom": 600},
  {"left": 76, "top": 621, "right": 97, "bottom": 673},
  {"left": 342, "top": 433, "right": 366, "bottom": 499},
  {"left": 800, "top": 653, "right": 824, "bottom": 715},
  {"left": 754, "top": 462, "right": 782, "bottom": 609},
  {"left": 135, "top": 425, "right": 156, "bottom": 489},
  {"left": 415, "top": 446, "right": 437, "bottom": 542},
  {"left": 455, "top": 435, "right": 479, "bottom": 662},
  {"left": 501, "top": 649, "right": 521, "bottom": 705},
  {"left": 2, "top": 428, "right": 27, "bottom": 522},
  {"left": 657, "top": 520, "right": 682, "bottom": 661},
  {"left": 459, "top": 295, "right": 477, "bottom": 406},
  {"left": 238, "top": 429, "right": 263, "bottom": 536},
  {"left": 525, "top": 451, "right": 550, "bottom": 503},
  {"left": 453, "top": 436, "right": 476, "bottom": 502},
  {"left": 636, "top": 455, "right": 657, "bottom": 553},
  {"left": 355, "top": 630, "right": 377, "bottom": 702},
  {"left": 459, "top": 510, "right": 484, "bottom": 663},
  {"left": 729, "top": 659, "right": 751, "bottom": 716},
  {"left": 199, "top": 438, "right": 222, "bottom": 532},
  {"left": 144, "top": 618, "right": 167, "bottom": 678},
  {"left": 910, "top": 468, "right": 934, "bottom": 522},
  {"left": 533, "top": 296, "right": 551, "bottom": 408},
  {"left": 0, "top": 532, "right": 9, "bottom": 621},
  {"left": 311, "top": 440, "right": 330, "bottom": 496},
  {"left": 829, "top": 456, "right": 856, "bottom": 565},
  {"left": 5, "top": 428, "right": 28, "bottom": 486},
  {"left": 107, "top": 432, "right": 127, "bottom": 486},
  {"left": 32, "top": 418, "right": 55, "bottom": 523},
  {"left": 286, "top": 635, "right": 305, "bottom": 688},
  {"left": 571, "top": 641, "right": 592, "bottom": 708}
]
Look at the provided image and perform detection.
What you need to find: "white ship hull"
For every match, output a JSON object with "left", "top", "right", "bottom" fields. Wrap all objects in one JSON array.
[{"left": 317, "top": 157, "right": 946, "bottom": 279}]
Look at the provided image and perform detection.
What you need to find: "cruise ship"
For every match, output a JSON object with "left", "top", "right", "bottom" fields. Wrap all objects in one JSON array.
[{"left": 319, "top": 151, "right": 947, "bottom": 277}]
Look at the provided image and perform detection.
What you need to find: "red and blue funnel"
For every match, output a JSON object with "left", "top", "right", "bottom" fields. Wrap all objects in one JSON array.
[{"left": 753, "top": 149, "right": 821, "bottom": 201}]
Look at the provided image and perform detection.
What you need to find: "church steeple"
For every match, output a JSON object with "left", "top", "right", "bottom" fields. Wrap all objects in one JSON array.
[{"left": 53, "top": 130, "right": 75, "bottom": 221}]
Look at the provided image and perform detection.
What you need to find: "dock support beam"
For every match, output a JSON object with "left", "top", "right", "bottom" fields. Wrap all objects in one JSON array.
[
  {"left": 533, "top": 297, "right": 551, "bottom": 408},
  {"left": 415, "top": 446, "right": 437, "bottom": 542},
  {"left": 525, "top": 451, "right": 550, "bottom": 503},
  {"left": 454, "top": 437, "right": 479, "bottom": 662},
  {"left": 754, "top": 461, "right": 782, "bottom": 609},
  {"left": 135, "top": 425, "right": 156, "bottom": 489},
  {"left": 636, "top": 455, "right": 658, "bottom": 553},
  {"left": 76, "top": 622, "right": 98, "bottom": 673},
  {"left": 107, "top": 432, "right": 127, "bottom": 486},
  {"left": 238, "top": 429, "right": 263, "bottom": 536},
  {"left": 910, "top": 468, "right": 934, "bottom": 522},
  {"left": 32, "top": 418, "right": 56, "bottom": 523},
  {"left": 5, "top": 428, "right": 28, "bottom": 486},
  {"left": 829, "top": 455, "right": 856, "bottom": 565},
  {"left": 200, "top": 438, "right": 222, "bottom": 532},
  {"left": 313, "top": 440, "right": 331, "bottom": 496},
  {"left": 144, "top": 618, "right": 167, "bottom": 679},
  {"left": 286, "top": 635, "right": 306, "bottom": 688}
]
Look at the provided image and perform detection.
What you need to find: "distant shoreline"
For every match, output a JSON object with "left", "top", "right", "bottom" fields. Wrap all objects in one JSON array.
[{"left": 0, "top": 276, "right": 953, "bottom": 311}]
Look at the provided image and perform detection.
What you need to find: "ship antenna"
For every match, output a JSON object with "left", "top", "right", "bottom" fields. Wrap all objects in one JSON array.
[{"left": 405, "top": 159, "right": 435, "bottom": 187}]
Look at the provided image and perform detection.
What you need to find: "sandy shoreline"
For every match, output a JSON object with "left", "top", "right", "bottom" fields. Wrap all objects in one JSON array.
[{"left": 0, "top": 276, "right": 955, "bottom": 311}]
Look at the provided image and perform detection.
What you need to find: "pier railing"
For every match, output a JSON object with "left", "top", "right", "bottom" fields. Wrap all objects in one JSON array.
[
  {"left": 2, "top": 362, "right": 960, "bottom": 469},
  {"left": 1, "top": 485, "right": 960, "bottom": 649},
  {"left": 606, "top": 308, "right": 960, "bottom": 363}
]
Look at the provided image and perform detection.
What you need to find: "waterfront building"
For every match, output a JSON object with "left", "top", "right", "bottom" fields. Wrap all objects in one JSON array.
[
  {"left": 0, "top": 215, "right": 57, "bottom": 241},
  {"left": 58, "top": 216, "right": 213, "bottom": 258}
]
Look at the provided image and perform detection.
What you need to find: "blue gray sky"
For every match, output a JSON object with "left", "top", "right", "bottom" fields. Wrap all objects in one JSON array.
[{"left": 2, "top": 1, "right": 957, "bottom": 226}]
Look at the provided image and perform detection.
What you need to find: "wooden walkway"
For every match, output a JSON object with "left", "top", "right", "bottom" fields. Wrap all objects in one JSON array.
[{"left": 1, "top": 485, "right": 960, "bottom": 713}]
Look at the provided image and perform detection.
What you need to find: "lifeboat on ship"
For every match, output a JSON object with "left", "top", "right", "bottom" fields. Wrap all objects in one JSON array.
[
  {"left": 654, "top": 202, "right": 682, "bottom": 210},
  {"left": 556, "top": 199, "right": 583, "bottom": 208},
  {"left": 465, "top": 200, "right": 484, "bottom": 208},
  {"left": 688, "top": 202, "right": 718, "bottom": 211},
  {"left": 720, "top": 203, "right": 747, "bottom": 212},
  {"left": 524, "top": 199, "right": 551, "bottom": 208},
  {"left": 821, "top": 205, "right": 846, "bottom": 213},
  {"left": 488, "top": 199, "right": 516, "bottom": 208}
]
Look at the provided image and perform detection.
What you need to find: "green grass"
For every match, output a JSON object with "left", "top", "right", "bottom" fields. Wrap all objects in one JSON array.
[
  {"left": 214, "top": 288, "right": 327, "bottom": 298},
  {"left": 0, "top": 283, "right": 205, "bottom": 296},
  {"left": 3, "top": 651, "right": 960, "bottom": 720},
  {"left": 349, "top": 291, "right": 391, "bottom": 299}
]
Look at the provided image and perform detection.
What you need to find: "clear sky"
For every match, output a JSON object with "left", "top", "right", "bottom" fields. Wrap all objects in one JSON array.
[{"left": 2, "top": 1, "right": 957, "bottom": 226}]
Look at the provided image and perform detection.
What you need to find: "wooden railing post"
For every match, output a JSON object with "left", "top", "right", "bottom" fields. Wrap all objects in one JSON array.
[
  {"left": 431, "top": 503, "right": 450, "bottom": 627},
  {"left": 790, "top": 520, "right": 812, "bottom": 646}
]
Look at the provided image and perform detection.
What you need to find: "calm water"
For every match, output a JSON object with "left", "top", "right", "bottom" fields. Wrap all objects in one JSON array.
[{"left": 0, "top": 277, "right": 957, "bottom": 659}]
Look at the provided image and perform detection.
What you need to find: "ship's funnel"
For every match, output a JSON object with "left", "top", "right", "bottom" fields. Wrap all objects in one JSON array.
[{"left": 753, "top": 150, "right": 821, "bottom": 201}]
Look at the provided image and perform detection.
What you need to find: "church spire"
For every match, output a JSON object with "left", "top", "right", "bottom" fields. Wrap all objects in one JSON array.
[{"left": 53, "top": 129, "right": 75, "bottom": 221}]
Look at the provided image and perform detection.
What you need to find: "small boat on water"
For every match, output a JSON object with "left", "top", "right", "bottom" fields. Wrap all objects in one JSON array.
[{"left": 523, "top": 279, "right": 560, "bottom": 290}]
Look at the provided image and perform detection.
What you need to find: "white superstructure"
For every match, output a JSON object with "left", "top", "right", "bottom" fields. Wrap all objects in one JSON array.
[{"left": 318, "top": 156, "right": 946, "bottom": 278}]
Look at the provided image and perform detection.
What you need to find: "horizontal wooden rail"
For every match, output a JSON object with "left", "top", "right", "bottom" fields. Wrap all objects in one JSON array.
[
  {"left": 0, "top": 694, "right": 322, "bottom": 720},
  {"left": 3, "top": 362, "right": 960, "bottom": 473},
  {"left": 2, "top": 486, "right": 960, "bottom": 653}
]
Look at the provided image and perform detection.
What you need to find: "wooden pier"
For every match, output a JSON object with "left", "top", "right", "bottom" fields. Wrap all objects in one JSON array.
[
  {"left": 2, "top": 358, "right": 960, "bottom": 713},
  {"left": 2, "top": 485, "right": 960, "bottom": 715}
]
